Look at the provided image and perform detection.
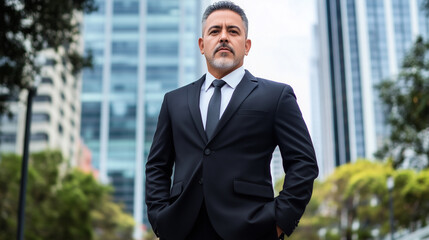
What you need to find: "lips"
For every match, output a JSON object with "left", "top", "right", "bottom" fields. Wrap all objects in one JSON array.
[{"left": 218, "top": 47, "right": 231, "bottom": 52}]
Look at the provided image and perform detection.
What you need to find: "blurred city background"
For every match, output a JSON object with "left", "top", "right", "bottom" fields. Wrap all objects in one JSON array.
[{"left": 1, "top": 0, "right": 428, "bottom": 239}]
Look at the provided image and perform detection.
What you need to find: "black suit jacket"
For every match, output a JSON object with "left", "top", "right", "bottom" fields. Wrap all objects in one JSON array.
[{"left": 145, "top": 70, "right": 318, "bottom": 240}]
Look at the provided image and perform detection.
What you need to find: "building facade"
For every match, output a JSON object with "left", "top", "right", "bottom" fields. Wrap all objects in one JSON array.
[
  {"left": 80, "top": 0, "right": 208, "bottom": 235},
  {"left": 310, "top": 23, "right": 336, "bottom": 179},
  {"left": 0, "top": 47, "right": 82, "bottom": 166},
  {"left": 315, "top": 0, "right": 429, "bottom": 171}
]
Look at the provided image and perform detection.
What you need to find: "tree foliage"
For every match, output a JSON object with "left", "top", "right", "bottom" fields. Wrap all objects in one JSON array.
[
  {"left": 0, "top": 0, "right": 96, "bottom": 116},
  {"left": 275, "top": 160, "right": 429, "bottom": 240},
  {"left": 0, "top": 150, "right": 134, "bottom": 240},
  {"left": 375, "top": 36, "right": 429, "bottom": 169}
]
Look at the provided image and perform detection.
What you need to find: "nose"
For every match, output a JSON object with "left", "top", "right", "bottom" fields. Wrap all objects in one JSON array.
[{"left": 219, "top": 29, "right": 228, "bottom": 42}]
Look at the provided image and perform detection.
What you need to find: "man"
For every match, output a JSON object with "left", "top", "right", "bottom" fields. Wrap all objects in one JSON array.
[{"left": 145, "top": 1, "right": 318, "bottom": 240}]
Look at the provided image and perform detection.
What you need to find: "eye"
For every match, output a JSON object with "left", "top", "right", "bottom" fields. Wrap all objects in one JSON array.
[
  {"left": 229, "top": 30, "right": 239, "bottom": 35},
  {"left": 209, "top": 30, "right": 219, "bottom": 35}
]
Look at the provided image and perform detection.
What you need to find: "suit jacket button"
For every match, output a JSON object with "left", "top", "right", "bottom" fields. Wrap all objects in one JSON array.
[
  {"left": 204, "top": 148, "right": 211, "bottom": 155},
  {"left": 198, "top": 178, "right": 203, "bottom": 185}
]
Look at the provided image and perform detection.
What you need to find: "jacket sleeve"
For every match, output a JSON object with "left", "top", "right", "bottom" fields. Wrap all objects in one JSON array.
[
  {"left": 145, "top": 94, "right": 175, "bottom": 234},
  {"left": 273, "top": 85, "right": 319, "bottom": 236}
]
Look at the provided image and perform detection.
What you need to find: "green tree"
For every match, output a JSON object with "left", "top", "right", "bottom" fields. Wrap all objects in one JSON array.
[
  {"left": 375, "top": 36, "right": 429, "bottom": 169},
  {"left": 0, "top": 0, "right": 96, "bottom": 116},
  {"left": 143, "top": 229, "right": 158, "bottom": 240},
  {"left": 277, "top": 160, "right": 429, "bottom": 239},
  {"left": 281, "top": 181, "right": 337, "bottom": 240},
  {"left": 311, "top": 160, "right": 393, "bottom": 240},
  {"left": 0, "top": 150, "right": 134, "bottom": 240},
  {"left": 393, "top": 168, "right": 429, "bottom": 230}
]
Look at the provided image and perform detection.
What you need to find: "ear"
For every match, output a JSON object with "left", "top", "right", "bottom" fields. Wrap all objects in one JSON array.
[
  {"left": 198, "top": 37, "right": 204, "bottom": 55},
  {"left": 245, "top": 39, "right": 251, "bottom": 56}
]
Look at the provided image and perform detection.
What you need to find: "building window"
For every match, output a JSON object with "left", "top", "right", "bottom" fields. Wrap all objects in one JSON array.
[
  {"left": 31, "top": 132, "right": 49, "bottom": 141},
  {"left": 33, "top": 95, "right": 52, "bottom": 103},
  {"left": 58, "top": 123, "right": 63, "bottom": 134},
  {"left": 41, "top": 77, "right": 53, "bottom": 84},
  {"left": 113, "top": 25, "right": 138, "bottom": 32},
  {"left": 45, "top": 59, "right": 56, "bottom": 66},
  {"left": 113, "top": 0, "right": 139, "bottom": 14},
  {"left": 61, "top": 73, "right": 67, "bottom": 84},
  {"left": 32, "top": 113, "right": 50, "bottom": 123},
  {"left": 3, "top": 94, "right": 19, "bottom": 102},
  {"left": 61, "top": 92, "right": 66, "bottom": 101},
  {"left": 0, "top": 133, "right": 16, "bottom": 144},
  {"left": 0, "top": 113, "right": 18, "bottom": 123},
  {"left": 112, "top": 41, "right": 139, "bottom": 56}
]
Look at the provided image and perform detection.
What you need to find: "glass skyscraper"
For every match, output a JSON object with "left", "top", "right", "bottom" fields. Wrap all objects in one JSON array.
[
  {"left": 316, "top": 0, "right": 429, "bottom": 172},
  {"left": 80, "top": 0, "right": 206, "bottom": 235}
]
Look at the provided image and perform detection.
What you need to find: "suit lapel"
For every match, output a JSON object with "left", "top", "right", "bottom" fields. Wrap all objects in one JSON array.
[
  {"left": 188, "top": 74, "right": 208, "bottom": 143},
  {"left": 209, "top": 70, "right": 258, "bottom": 142}
]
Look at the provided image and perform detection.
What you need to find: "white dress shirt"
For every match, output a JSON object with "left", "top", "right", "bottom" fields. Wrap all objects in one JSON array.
[{"left": 200, "top": 66, "right": 245, "bottom": 129}]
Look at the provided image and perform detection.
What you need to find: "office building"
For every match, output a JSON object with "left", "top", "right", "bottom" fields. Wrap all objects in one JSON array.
[
  {"left": 0, "top": 48, "right": 82, "bottom": 166},
  {"left": 315, "top": 0, "right": 429, "bottom": 170},
  {"left": 310, "top": 23, "right": 336, "bottom": 179},
  {"left": 80, "top": 0, "right": 207, "bottom": 235}
]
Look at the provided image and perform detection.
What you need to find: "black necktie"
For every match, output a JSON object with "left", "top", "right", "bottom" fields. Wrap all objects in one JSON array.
[{"left": 206, "top": 79, "right": 226, "bottom": 140}]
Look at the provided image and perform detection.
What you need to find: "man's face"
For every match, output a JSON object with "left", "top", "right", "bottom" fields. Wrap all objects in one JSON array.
[{"left": 199, "top": 10, "right": 251, "bottom": 76}]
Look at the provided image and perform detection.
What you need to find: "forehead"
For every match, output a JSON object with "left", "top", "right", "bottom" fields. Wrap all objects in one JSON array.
[{"left": 204, "top": 10, "right": 244, "bottom": 30}]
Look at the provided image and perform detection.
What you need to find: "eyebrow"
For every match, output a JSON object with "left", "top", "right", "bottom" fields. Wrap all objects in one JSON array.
[{"left": 207, "top": 25, "right": 242, "bottom": 33}]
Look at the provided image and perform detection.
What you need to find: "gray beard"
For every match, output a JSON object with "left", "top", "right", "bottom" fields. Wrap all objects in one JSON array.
[{"left": 209, "top": 57, "right": 239, "bottom": 70}]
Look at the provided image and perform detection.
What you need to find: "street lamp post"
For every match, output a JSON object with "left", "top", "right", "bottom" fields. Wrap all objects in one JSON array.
[
  {"left": 16, "top": 69, "right": 42, "bottom": 240},
  {"left": 16, "top": 85, "right": 37, "bottom": 240},
  {"left": 387, "top": 176, "right": 395, "bottom": 240}
]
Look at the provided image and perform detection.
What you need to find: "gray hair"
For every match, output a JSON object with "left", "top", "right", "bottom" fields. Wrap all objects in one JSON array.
[{"left": 202, "top": 1, "right": 249, "bottom": 38}]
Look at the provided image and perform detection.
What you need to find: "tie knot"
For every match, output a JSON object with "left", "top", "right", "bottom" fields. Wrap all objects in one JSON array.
[{"left": 212, "top": 79, "right": 226, "bottom": 88}]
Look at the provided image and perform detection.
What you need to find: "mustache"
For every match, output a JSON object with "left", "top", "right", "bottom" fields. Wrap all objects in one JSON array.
[{"left": 214, "top": 43, "right": 235, "bottom": 55}]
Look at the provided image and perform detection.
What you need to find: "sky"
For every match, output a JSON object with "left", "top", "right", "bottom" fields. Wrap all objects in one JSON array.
[{"left": 208, "top": 0, "right": 318, "bottom": 132}]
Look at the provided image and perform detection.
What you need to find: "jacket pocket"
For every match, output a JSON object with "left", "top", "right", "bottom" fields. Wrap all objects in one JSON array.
[{"left": 233, "top": 179, "right": 274, "bottom": 199}]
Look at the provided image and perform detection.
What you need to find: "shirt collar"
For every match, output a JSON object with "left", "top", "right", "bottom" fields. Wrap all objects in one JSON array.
[{"left": 203, "top": 66, "right": 245, "bottom": 92}]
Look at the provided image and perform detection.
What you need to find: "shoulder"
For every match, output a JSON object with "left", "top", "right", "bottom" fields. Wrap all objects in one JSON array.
[
  {"left": 245, "top": 70, "right": 293, "bottom": 92},
  {"left": 164, "top": 76, "right": 205, "bottom": 99},
  {"left": 255, "top": 77, "right": 294, "bottom": 95},
  {"left": 165, "top": 83, "right": 189, "bottom": 97}
]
